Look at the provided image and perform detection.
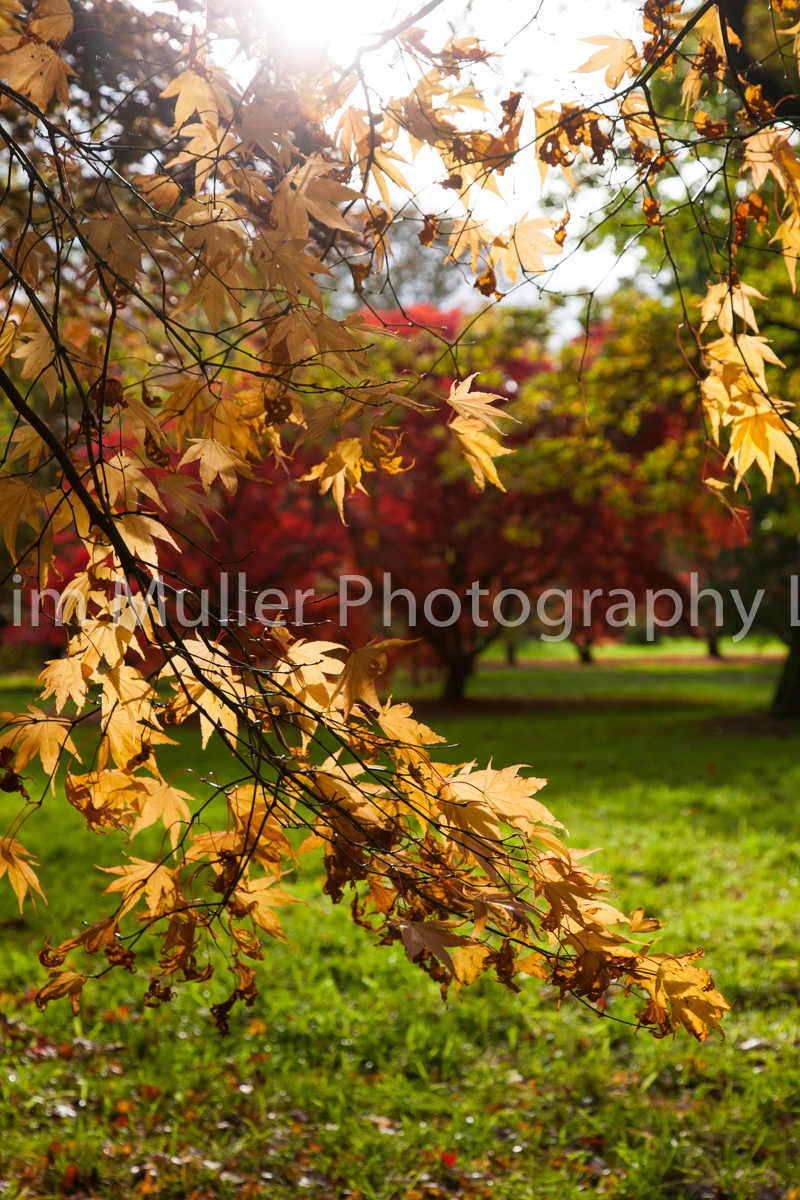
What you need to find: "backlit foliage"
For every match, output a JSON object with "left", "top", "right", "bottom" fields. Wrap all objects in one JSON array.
[{"left": 9, "top": 0, "right": 799, "bottom": 1040}]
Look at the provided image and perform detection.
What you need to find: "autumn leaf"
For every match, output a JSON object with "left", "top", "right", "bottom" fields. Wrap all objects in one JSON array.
[
  {"left": 400, "top": 920, "right": 468, "bottom": 975},
  {"left": 66, "top": 768, "right": 141, "bottom": 833},
  {"left": 0, "top": 319, "right": 17, "bottom": 365},
  {"left": 446, "top": 374, "right": 517, "bottom": 432},
  {"left": 0, "top": 706, "right": 80, "bottom": 778},
  {"left": 160, "top": 64, "right": 235, "bottom": 130},
  {"left": 178, "top": 437, "right": 256, "bottom": 496},
  {"left": 35, "top": 969, "right": 85, "bottom": 1015},
  {"left": 27, "top": 0, "right": 73, "bottom": 44},
  {"left": 0, "top": 474, "right": 41, "bottom": 558},
  {"left": 444, "top": 762, "right": 559, "bottom": 837},
  {"left": 377, "top": 701, "right": 447, "bottom": 763},
  {"left": 38, "top": 656, "right": 87, "bottom": 714},
  {"left": 11, "top": 328, "right": 59, "bottom": 403},
  {"left": 0, "top": 40, "right": 75, "bottom": 110},
  {"left": 643, "top": 195, "right": 662, "bottom": 225},
  {"left": 699, "top": 281, "right": 766, "bottom": 335},
  {"left": 515, "top": 952, "right": 549, "bottom": 979},
  {"left": 329, "top": 638, "right": 414, "bottom": 717},
  {"left": 100, "top": 859, "right": 176, "bottom": 918},
  {"left": 301, "top": 438, "right": 374, "bottom": 523},
  {"left": 129, "top": 778, "right": 194, "bottom": 849},
  {"left": 631, "top": 952, "right": 731, "bottom": 1041},
  {"left": 272, "top": 157, "right": 361, "bottom": 242},
  {"left": 450, "top": 416, "right": 514, "bottom": 491},
  {"left": 452, "top": 943, "right": 492, "bottom": 985},
  {"left": 704, "top": 333, "right": 785, "bottom": 390},
  {"left": 628, "top": 907, "right": 664, "bottom": 934},
  {"left": 114, "top": 513, "right": 179, "bottom": 571},
  {"left": 494, "top": 216, "right": 563, "bottom": 283},
  {"left": 232, "top": 874, "right": 304, "bottom": 940},
  {"left": 576, "top": 35, "right": 641, "bottom": 88},
  {"left": 369, "top": 427, "right": 413, "bottom": 474},
  {"left": 7, "top": 423, "right": 47, "bottom": 471},
  {"left": 0, "top": 837, "right": 45, "bottom": 912},
  {"left": 725, "top": 405, "right": 800, "bottom": 492}
]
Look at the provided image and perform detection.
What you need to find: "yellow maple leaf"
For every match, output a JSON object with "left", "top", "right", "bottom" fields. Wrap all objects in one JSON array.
[
  {"left": 699, "top": 281, "right": 765, "bottom": 335},
  {"left": 301, "top": 437, "right": 374, "bottom": 523},
  {"left": 452, "top": 943, "right": 493, "bottom": 985},
  {"left": 446, "top": 219, "right": 495, "bottom": 272},
  {"left": 494, "top": 216, "right": 563, "bottom": 284},
  {"left": 329, "top": 638, "right": 414, "bottom": 718},
  {"left": 0, "top": 474, "right": 41, "bottom": 558},
  {"left": 515, "top": 952, "right": 549, "bottom": 979},
  {"left": 232, "top": 874, "right": 303, "bottom": 940},
  {"left": 0, "top": 705, "right": 80, "bottom": 778},
  {"left": 82, "top": 213, "right": 143, "bottom": 283},
  {"left": 27, "top": 0, "right": 73, "bottom": 44},
  {"left": 7, "top": 423, "right": 47, "bottom": 472},
  {"left": 771, "top": 206, "right": 800, "bottom": 292},
  {"left": 160, "top": 64, "right": 235, "bottom": 130},
  {"left": 272, "top": 157, "right": 361, "bottom": 242},
  {"left": 0, "top": 319, "right": 17, "bottom": 365},
  {"left": 66, "top": 768, "right": 141, "bottom": 833},
  {"left": 163, "top": 636, "right": 243, "bottom": 749},
  {"left": 237, "top": 98, "right": 294, "bottom": 167},
  {"left": 743, "top": 127, "right": 800, "bottom": 195},
  {"left": 131, "top": 171, "right": 181, "bottom": 209},
  {"left": 725, "top": 405, "right": 800, "bottom": 491},
  {"left": 165, "top": 120, "right": 239, "bottom": 192},
  {"left": 0, "top": 837, "right": 45, "bottom": 912},
  {"left": 533, "top": 103, "right": 573, "bottom": 188},
  {"left": 0, "top": 40, "right": 75, "bottom": 110},
  {"left": 129, "top": 778, "right": 193, "bottom": 849},
  {"left": 38, "top": 656, "right": 86, "bottom": 714},
  {"left": 178, "top": 437, "right": 256, "bottom": 495},
  {"left": 704, "top": 333, "right": 785, "bottom": 390},
  {"left": 447, "top": 374, "right": 517, "bottom": 432},
  {"left": 445, "top": 762, "right": 559, "bottom": 837},
  {"left": 11, "top": 328, "right": 59, "bottom": 403},
  {"left": 377, "top": 700, "right": 446, "bottom": 763},
  {"left": 100, "top": 858, "right": 176, "bottom": 917},
  {"left": 272, "top": 635, "right": 345, "bottom": 692},
  {"left": 575, "top": 35, "right": 641, "bottom": 88},
  {"left": 631, "top": 951, "right": 731, "bottom": 1041},
  {"left": 450, "top": 416, "right": 514, "bottom": 491}
]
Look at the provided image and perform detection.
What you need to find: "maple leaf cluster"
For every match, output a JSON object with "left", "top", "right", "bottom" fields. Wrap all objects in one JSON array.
[{"left": 9, "top": 0, "right": 794, "bottom": 1042}]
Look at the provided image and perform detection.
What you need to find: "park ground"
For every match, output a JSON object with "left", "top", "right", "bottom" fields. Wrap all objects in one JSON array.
[{"left": 1, "top": 640, "right": 799, "bottom": 1199}]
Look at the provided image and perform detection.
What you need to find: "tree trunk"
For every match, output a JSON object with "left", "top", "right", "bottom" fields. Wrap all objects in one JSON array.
[
  {"left": 771, "top": 629, "right": 800, "bottom": 718},
  {"left": 441, "top": 657, "right": 473, "bottom": 703},
  {"left": 577, "top": 643, "right": 594, "bottom": 665},
  {"left": 707, "top": 630, "right": 722, "bottom": 659},
  {"left": 505, "top": 641, "right": 517, "bottom": 667}
]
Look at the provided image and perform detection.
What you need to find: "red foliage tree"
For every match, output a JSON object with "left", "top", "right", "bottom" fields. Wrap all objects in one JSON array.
[{"left": 340, "top": 299, "right": 743, "bottom": 699}]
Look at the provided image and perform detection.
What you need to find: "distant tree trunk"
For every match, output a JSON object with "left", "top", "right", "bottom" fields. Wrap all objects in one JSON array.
[
  {"left": 707, "top": 630, "right": 722, "bottom": 659},
  {"left": 771, "top": 630, "right": 800, "bottom": 718},
  {"left": 505, "top": 641, "right": 517, "bottom": 667},
  {"left": 572, "top": 637, "right": 594, "bottom": 664},
  {"left": 441, "top": 656, "right": 474, "bottom": 703}
]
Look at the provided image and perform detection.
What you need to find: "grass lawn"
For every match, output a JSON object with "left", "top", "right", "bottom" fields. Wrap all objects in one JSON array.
[{"left": 1, "top": 657, "right": 800, "bottom": 1199}]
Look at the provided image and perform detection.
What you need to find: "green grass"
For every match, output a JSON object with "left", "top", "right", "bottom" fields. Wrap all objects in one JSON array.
[
  {"left": 1, "top": 663, "right": 800, "bottom": 1199},
  {"left": 478, "top": 634, "right": 786, "bottom": 663},
  {"left": 404, "top": 645, "right": 782, "bottom": 708}
]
